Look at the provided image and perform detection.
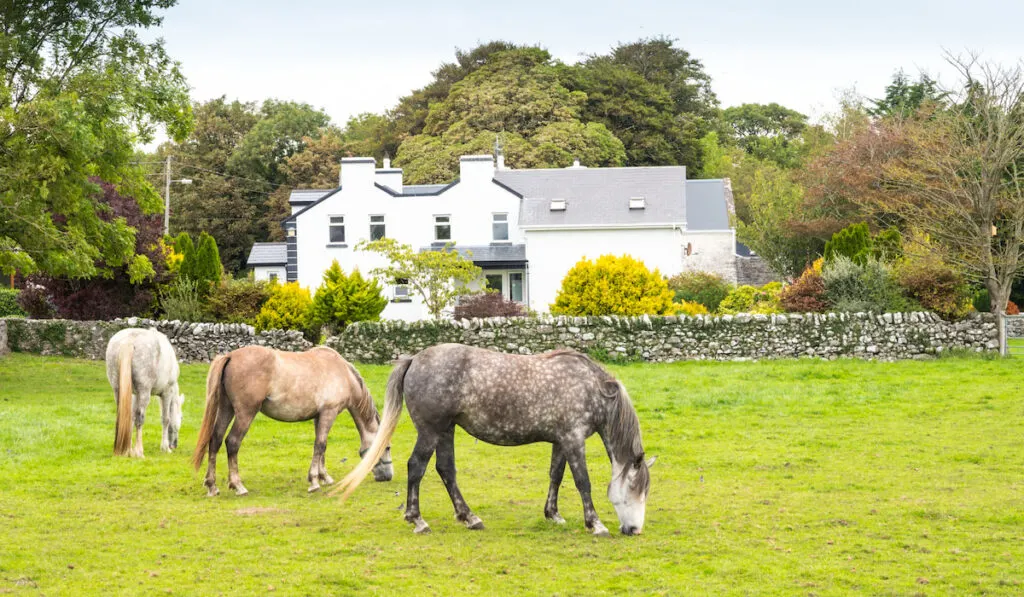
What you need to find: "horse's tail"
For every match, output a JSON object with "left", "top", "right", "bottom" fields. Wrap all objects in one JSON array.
[
  {"left": 113, "top": 342, "right": 135, "bottom": 456},
  {"left": 192, "top": 354, "right": 230, "bottom": 471},
  {"left": 332, "top": 357, "right": 412, "bottom": 501}
]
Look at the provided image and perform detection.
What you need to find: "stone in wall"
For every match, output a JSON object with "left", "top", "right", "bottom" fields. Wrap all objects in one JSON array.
[
  {"left": 0, "top": 317, "right": 313, "bottom": 362},
  {"left": 325, "top": 311, "right": 999, "bottom": 364}
]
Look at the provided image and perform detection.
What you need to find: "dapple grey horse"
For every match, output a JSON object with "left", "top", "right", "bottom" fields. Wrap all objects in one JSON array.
[
  {"left": 105, "top": 328, "right": 184, "bottom": 457},
  {"left": 334, "top": 343, "right": 655, "bottom": 536}
]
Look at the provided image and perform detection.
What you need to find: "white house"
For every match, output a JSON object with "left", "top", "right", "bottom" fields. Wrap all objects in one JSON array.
[{"left": 248, "top": 153, "right": 770, "bottom": 321}]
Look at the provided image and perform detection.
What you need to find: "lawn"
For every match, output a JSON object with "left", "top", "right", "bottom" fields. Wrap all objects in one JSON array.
[{"left": 1, "top": 352, "right": 1022, "bottom": 596}]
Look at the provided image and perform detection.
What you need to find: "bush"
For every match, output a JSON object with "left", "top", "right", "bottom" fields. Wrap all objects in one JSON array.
[
  {"left": 894, "top": 258, "right": 971, "bottom": 320},
  {"left": 310, "top": 261, "right": 388, "bottom": 333},
  {"left": 255, "top": 282, "right": 318, "bottom": 342},
  {"left": 666, "top": 271, "right": 733, "bottom": 313},
  {"left": 16, "top": 284, "right": 56, "bottom": 319},
  {"left": 551, "top": 254, "right": 676, "bottom": 316},
  {"left": 1008, "top": 300, "right": 1020, "bottom": 315},
  {"left": 872, "top": 227, "right": 903, "bottom": 262},
  {"left": 159, "top": 278, "right": 208, "bottom": 322},
  {"left": 822, "top": 256, "right": 915, "bottom": 313},
  {"left": 718, "top": 283, "right": 783, "bottom": 314},
  {"left": 824, "top": 222, "right": 872, "bottom": 265},
  {"left": 177, "top": 232, "right": 222, "bottom": 293},
  {"left": 779, "top": 265, "right": 827, "bottom": 313},
  {"left": 454, "top": 291, "right": 528, "bottom": 319},
  {"left": 675, "top": 300, "right": 709, "bottom": 317},
  {"left": 0, "top": 288, "right": 26, "bottom": 317},
  {"left": 207, "top": 276, "right": 272, "bottom": 324}
]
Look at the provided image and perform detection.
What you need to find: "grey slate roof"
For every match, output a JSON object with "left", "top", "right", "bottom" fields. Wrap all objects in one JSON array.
[
  {"left": 289, "top": 188, "right": 333, "bottom": 204},
  {"left": 494, "top": 166, "right": 686, "bottom": 228},
  {"left": 420, "top": 243, "right": 527, "bottom": 265},
  {"left": 247, "top": 242, "right": 288, "bottom": 266},
  {"left": 400, "top": 184, "right": 450, "bottom": 196},
  {"left": 685, "top": 179, "right": 732, "bottom": 230}
]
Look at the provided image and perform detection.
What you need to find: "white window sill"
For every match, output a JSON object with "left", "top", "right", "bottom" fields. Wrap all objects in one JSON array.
[{"left": 326, "top": 243, "right": 348, "bottom": 248}]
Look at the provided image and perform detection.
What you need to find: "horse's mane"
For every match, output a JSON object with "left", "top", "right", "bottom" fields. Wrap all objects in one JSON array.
[
  {"left": 345, "top": 362, "right": 377, "bottom": 423},
  {"left": 544, "top": 349, "right": 644, "bottom": 472}
]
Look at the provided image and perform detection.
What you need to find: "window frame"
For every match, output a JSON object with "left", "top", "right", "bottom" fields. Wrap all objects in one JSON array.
[
  {"left": 492, "top": 212, "right": 509, "bottom": 242},
  {"left": 369, "top": 214, "right": 386, "bottom": 241},
  {"left": 434, "top": 214, "right": 452, "bottom": 242},
  {"left": 328, "top": 214, "right": 346, "bottom": 244}
]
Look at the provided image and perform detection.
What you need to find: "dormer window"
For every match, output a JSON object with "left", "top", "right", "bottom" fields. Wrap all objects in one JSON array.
[
  {"left": 549, "top": 199, "right": 566, "bottom": 211},
  {"left": 629, "top": 197, "right": 646, "bottom": 210}
]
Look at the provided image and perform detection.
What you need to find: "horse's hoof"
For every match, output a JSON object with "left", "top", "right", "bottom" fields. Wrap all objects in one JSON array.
[
  {"left": 591, "top": 522, "right": 611, "bottom": 537},
  {"left": 463, "top": 515, "right": 485, "bottom": 530},
  {"left": 231, "top": 485, "right": 248, "bottom": 496},
  {"left": 412, "top": 519, "right": 431, "bottom": 534},
  {"left": 320, "top": 474, "right": 334, "bottom": 485},
  {"left": 206, "top": 486, "right": 219, "bottom": 497},
  {"left": 547, "top": 514, "right": 566, "bottom": 525},
  {"left": 308, "top": 484, "right": 320, "bottom": 493}
]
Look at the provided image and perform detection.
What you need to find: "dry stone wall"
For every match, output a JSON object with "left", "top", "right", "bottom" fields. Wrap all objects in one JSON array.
[
  {"left": 0, "top": 317, "right": 312, "bottom": 362},
  {"left": 326, "top": 312, "right": 999, "bottom": 364}
]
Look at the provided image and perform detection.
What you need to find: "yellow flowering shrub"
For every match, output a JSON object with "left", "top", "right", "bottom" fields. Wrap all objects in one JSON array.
[{"left": 551, "top": 254, "right": 676, "bottom": 316}]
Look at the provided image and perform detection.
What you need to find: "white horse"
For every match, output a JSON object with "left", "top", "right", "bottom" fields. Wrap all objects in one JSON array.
[{"left": 105, "top": 328, "right": 184, "bottom": 457}]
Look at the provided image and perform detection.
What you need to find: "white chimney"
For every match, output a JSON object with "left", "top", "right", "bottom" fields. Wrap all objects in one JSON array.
[
  {"left": 459, "top": 154, "right": 495, "bottom": 182},
  {"left": 496, "top": 152, "right": 505, "bottom": 170},
  {"left": 568, "top": 158, "right": 586, "bottom": 169},
  {"left": 340, "top": 157, "right": 376, "bottom": 187},
  {"left": 375, "top": 156, "right": 403, "bottom": 194}
]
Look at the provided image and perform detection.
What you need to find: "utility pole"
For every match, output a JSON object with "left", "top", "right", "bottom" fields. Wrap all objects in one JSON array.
[
  {"left": 164, "top": 155, "right": 171, "bottom": 236},
  {"left": 162, "top": 155, "right": 191, "bottom": 236}
]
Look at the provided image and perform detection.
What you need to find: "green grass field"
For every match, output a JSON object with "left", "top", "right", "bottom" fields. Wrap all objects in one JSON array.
[{"left": 1, "top": 353, "right": 1023, "bottom": 596}]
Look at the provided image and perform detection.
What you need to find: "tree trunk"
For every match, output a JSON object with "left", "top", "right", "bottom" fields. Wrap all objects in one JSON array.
[{"left": 986, "top": 278, "right": 1012, "bottom": 315}]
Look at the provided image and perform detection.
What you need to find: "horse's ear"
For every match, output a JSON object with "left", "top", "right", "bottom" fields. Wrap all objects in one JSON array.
[
  {"left": 646, "top": 456, "right": 657, "bottom": 469},
  {"left": 602, "top": 379, "right": 619, "bottom": 399}
]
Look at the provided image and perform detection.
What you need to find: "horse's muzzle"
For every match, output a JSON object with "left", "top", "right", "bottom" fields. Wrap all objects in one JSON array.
[{"left": 620, "top": 525, "right": 641, "bottom": 536}]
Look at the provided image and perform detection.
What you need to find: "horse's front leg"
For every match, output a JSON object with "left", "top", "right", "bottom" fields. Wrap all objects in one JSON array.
[
  {"left": 564, "top": 442, "right": 610, "bottom": 537},
  {"left": 159, "top": 393, "right": 172, "bottom": 453},
  {"left": 132, "top": 389, "right": 152, "bottom": 459},
  {"left": 545, "top": 443, "right": 567, "bottom": 524},
  {"left": 308, "top": 410, "right": 338, "bottom": 493}
]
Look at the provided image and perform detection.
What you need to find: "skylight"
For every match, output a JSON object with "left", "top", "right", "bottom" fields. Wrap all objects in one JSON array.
[
  {"left": 629, "top": 197, "right": 646, "bottom": 210},
  {"left": 549, "top": 199, "right": 567, "bottom": 211}
]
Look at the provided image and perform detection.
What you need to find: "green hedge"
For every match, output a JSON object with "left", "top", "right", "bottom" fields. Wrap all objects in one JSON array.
[{"left": 0, "top": 288, "right": 26, "bottom": 317}]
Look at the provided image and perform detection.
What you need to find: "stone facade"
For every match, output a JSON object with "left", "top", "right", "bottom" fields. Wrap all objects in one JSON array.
[
  {"left": 326, "top": 312, "right": 999, "bottom": 364},
  {"left": 0, "top": 317, "right": 312, "bottom": 362},
  {"left": 735, "top": 255, "right": 781, "bottom": 287}
]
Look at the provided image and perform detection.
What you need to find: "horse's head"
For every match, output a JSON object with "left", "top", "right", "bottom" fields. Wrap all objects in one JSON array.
[
  {"left": 372, "top": 445, "right": 394, "bottom": 482},
  {"left": 608, "top": 454, "right": 656, "bottom": 535}
]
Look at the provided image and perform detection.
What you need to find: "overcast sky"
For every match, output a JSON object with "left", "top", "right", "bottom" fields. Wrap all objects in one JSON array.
[{"left": 149, "top": 0, "right": 1024, "bottom": 136}]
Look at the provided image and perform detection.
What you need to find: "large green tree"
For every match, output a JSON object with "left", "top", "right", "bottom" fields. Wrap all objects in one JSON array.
[
  {"left": 0, "top": 0, "right": 192, "bottom": 278},
  {"left": 395, "top": 48, "right": 625, "bottom": 183}
]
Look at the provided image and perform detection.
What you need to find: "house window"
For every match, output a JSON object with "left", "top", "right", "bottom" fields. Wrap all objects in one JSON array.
[
  {"left": 370, "top": 215, "right": 385, "bottom": 241},
  {"left": 509, "top": 272, "right": 523, "bottom": 302},
  {"left": 492, "top": 213, "right": 509, "bottom": 241},
  {"left": 329, "top": 215, "right": 345, "bottom": 243},
  {"left": 485, "top": 274, "right": 503, "bottom": 295},
  {"left": 268, "top": 272, "right": 279, "bottom": 281},
  {"left": 434, "top": 215, "right": 451, "bottom": 241},
  {"left": 393, "top": 278, "right": 411, "bottom": 302}
]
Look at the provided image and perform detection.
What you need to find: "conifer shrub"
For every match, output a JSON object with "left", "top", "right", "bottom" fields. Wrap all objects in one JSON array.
[
  {"left": 255, "top": 282, "right": 318, "bottom": 342},
  {"left": 309, "top": 261, "right": 388, "bottom": 333}
]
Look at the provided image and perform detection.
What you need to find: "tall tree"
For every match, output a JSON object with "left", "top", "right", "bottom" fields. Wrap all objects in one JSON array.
[
  {"left": 721, "top": 103, "right": 812, "bottom": 168},
  {"left": 868, "top": 71, "right": 946, "bottom": 118},
  {"left": 0, "top": 0, "right": 192, "bottom": 278},
  {"left": 263, "top": 130, "right": 345, "bottom": 240},
  {"left": 878, "top": 56, "right": 1024, "bottom": 314}
]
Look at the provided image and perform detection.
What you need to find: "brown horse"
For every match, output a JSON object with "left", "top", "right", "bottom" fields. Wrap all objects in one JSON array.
[{"left": 191, "top": 345, "right": 393, "bottom": 496}]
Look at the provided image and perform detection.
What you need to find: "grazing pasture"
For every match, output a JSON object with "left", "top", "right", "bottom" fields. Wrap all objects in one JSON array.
[{"left": 0, "top": 353, "right": 1022, "bottom": 595}]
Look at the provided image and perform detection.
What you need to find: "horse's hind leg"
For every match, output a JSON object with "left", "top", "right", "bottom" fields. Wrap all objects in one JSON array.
[
  {"left": 204, "top": 399, "right": 234, "bottom": 497},
  {"left": 544, "top": 443, "right": 567, "bottom": 524},
  {"left": 405, "top": 432, "right": 439, "bottom": 534},
  {"left": 308, "top": 410, "right": 339, "bottom": 493},
  {"left": 225, "top": 408, "right": 256, "bottom": 496},
  {"left": 435, "top": 428, "right": 483, "bottom": 530},
  {"left": 159, "top": 393, "right": 172, "bottom": 452}
]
